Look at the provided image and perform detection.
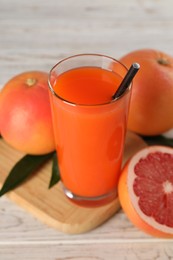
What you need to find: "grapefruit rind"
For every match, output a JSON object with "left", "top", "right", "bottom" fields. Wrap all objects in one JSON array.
[{"left": 127, "top": 145, "right": 173, "bottom": 235}]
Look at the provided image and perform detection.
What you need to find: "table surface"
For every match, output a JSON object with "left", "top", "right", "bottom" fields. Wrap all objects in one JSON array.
[{"left": 1, "top": 0, "right": 173, "bottom": 259}]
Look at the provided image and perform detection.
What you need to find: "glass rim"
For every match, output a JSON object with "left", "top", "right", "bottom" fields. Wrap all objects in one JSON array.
[{"left": 48, "top": 53, "right": 132, "bottom": 107}]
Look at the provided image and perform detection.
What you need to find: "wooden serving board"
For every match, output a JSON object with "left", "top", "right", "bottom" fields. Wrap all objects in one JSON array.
[{"left": 0, "top": 131, "right": 147, "bottom": 234}]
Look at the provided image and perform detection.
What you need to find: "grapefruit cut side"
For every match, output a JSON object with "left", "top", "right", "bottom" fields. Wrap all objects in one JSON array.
[{"left": 118, "top": 145, "right": 173, "bottom": 238}]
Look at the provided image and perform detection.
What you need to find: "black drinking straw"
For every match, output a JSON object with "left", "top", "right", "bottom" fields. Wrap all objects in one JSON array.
[{"left": 112, "top": 63, "right": 140, "bottom": 99}]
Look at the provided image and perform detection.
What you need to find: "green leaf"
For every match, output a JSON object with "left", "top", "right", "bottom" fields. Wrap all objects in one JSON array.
[
  {"left": 49, "top": 152, "right": 60, "bottom": 189},
  {"left": 0, "top": 152, "right": 54, "bottom": 197},
  {"left": 141, "top": 135, "right": 173, "bottom": 147}
]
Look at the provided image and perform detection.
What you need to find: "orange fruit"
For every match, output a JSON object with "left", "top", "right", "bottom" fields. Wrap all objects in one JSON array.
[
  {"left": 120, "top": 49, "right": 173, "bottom": 135},
  {"left": 118, "top": 145, "right": 173, "bottom": 238},
  {"left": 0, "top": 71, "right": 55, "bottom": 155}
]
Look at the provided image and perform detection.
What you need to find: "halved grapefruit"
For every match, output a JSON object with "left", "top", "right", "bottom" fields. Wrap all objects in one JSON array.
[{"left": 118, "top": 145, "right": 173, "bottom": 238}]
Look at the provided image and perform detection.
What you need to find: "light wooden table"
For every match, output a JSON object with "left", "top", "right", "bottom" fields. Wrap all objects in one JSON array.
[{"left": 0, "top": 0, "right": 173, "bottom": 259}]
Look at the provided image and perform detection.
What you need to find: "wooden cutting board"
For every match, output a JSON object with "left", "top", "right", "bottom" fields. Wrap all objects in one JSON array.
[{"left": 0, "top": 131, "right": 147, "bottom": 234}]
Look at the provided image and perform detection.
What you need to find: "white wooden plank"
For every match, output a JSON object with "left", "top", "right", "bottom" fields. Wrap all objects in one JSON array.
[{"left": 0, "top": 242, "right": 173, "bottom": 260}]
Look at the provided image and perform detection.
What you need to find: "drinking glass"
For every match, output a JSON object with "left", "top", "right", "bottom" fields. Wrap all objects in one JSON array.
[{"left": 48, "top": 54, "right": 131, "bottom": 207}]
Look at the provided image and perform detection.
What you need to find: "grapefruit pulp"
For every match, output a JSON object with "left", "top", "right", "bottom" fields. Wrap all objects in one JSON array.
[{"left": 118, "top": 145, "right": 173, "bottom": 238}]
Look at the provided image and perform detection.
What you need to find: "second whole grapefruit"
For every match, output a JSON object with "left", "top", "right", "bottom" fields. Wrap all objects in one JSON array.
[{"left": 120, "top": 49, "right": 173, "bottom": 136}]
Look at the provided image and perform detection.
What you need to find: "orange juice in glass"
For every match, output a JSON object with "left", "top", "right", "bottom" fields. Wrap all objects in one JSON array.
[{"left": 48, "top": 54, "right": 131, "bottom": 207}]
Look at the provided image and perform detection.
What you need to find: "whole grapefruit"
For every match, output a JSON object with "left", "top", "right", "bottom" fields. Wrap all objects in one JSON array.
[
  {"left": 120, "top": 49, "right": 173, "bottom": 135},
  {"left": 118, "top": 145, "right": 173, "bottom": 238},
  {"left": 0, "top": 71, "right": 55, "bottom": 155}
]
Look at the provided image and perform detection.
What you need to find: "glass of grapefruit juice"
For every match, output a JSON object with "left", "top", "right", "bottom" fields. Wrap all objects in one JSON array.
[{"left": 48, "top": 54, "right": 132, "bottom": 207}]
